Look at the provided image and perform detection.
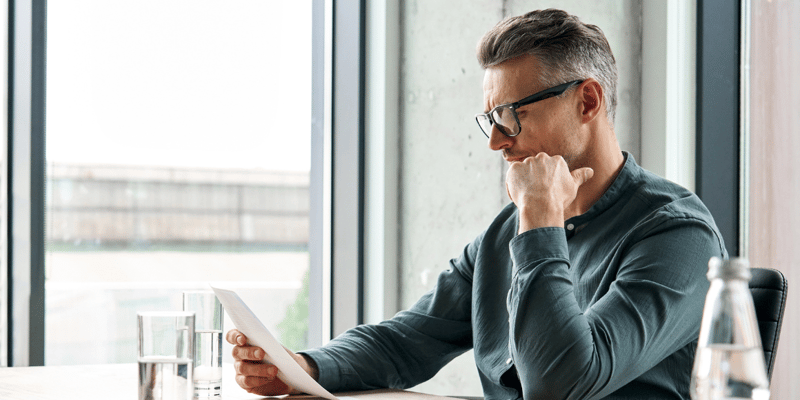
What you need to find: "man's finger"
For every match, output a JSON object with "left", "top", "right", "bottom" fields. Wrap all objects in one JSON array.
[
  {"left": 572, "top": 167, "right": 594, "bottom": 185},
  {"left": 232, "top": 345, "right": 266, "bottom": 361},
  {"left": 236, "top": 361, "right": 278, "bottom": 378},
  {"left": 225, "top": 329, "right": 244, "bottom": 345},
  {"left": 236, "top": 374, "right": 274, "bottom": 390}
]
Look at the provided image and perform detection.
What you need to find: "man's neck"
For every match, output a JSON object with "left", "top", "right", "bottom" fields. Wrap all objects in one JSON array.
[{"left": 565, "top": 134, "right": 625, "bottom": 221}]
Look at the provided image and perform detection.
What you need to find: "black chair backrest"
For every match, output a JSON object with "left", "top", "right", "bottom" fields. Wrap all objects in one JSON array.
[{"left": 749, "top": 267, "right": 788, "bottom": 380}]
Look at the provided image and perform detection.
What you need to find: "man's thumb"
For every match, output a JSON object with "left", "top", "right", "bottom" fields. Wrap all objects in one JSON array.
[{"left": 572, "top": 167, "right": 594, "bottom": 184}]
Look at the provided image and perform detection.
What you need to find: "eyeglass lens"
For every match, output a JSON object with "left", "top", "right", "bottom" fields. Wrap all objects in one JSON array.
[
  {"left": 492, "top": 107, "right": 518, "bottom": 136},
  {"left": 477, "top": 110, "right": 515, "bottom": 138},
  {"left": 478, "top": 107, "right": 519, "bottom": 138}
]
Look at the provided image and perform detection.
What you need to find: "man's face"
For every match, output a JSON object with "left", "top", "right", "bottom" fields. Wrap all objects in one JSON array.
[{"left": 482, "top": 54, "right": 587, "bottom": 168}]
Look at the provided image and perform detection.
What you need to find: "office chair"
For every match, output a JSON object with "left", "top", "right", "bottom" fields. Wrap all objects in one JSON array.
[{"left": 749, "top": 267, "right": 788, "bottom": 380}]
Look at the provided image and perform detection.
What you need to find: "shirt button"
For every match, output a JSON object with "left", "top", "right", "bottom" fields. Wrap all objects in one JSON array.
[
  {"left": 566, "top": 223, "right": 575, "bottom": 230},
  {"left": 506, "top": 358, "right": 513, "bottom": 365}
]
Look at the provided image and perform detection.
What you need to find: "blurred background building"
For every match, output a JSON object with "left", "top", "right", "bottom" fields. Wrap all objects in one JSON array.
[{"left": 45, "top": 164, "right": 310, "bottom": 364}]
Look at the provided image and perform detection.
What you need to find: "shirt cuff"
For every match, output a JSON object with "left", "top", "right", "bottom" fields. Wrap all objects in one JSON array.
[
  {"left": 509, "top": 227, "right": 569, "bottom": 274},
  {"left": 297, "top": 348, "right": 344, "bottom": 392}
]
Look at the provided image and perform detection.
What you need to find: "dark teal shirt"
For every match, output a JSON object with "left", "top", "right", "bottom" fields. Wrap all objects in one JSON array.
[{"left": 303, "top": 153, "right": 727, "bottom": 399}]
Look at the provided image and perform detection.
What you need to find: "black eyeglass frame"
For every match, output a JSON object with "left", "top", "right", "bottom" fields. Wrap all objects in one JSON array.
[{"left": 475, "top": 79, "right": 585, "bottom": 138}]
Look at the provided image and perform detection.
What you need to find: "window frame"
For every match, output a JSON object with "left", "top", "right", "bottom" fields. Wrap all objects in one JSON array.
[
  {"left": 5, "top": 0, "right": 46, "bottom": 367},
  {"left": 328, "top": 0, "right": 366, "bottom": 338},
  {"left": 695, "top": 0, "right": 742, "bottom": 257},
  {"left": 0, "top": 0, "right": 9, "bottom": 368}
]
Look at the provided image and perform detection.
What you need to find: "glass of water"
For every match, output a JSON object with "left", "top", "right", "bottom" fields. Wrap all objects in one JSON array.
[
  {"left": 138, "top": 311, "right": 195, "bottom": 400},
  {"left": 183, "top": 291, "right": 224, "bottom": 397}
]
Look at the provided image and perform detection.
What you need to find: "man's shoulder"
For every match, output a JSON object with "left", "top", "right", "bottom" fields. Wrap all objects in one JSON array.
[
  {"left": 632, "top": 166, "right": 714, "bottom": 222},
  {"left": 624, "top": 164, "right": 725, "bottom": 252}
]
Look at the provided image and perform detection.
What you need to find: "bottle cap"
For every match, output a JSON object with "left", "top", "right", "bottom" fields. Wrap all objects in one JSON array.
[{"left": 707, "top": 256, "right": 752, "bottom": 281}]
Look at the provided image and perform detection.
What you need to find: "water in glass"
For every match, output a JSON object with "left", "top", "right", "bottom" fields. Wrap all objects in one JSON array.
[
  {"left": 138, "top": 357, "right": 193, "bottom": 400},
  {"left": 193, "top": 329, "right": 223, "bottom": 396},
  {"left": 692, "top": 344, "right": 770, "bottom": 400}
]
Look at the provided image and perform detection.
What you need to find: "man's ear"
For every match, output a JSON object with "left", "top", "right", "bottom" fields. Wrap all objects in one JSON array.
[{"left": 578, "top": 79, "right": 603, "bottom": 123}]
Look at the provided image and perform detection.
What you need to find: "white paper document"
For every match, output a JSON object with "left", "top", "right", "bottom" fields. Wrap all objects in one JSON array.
[{"left": 211, "top": 286, "right": 340, "bottom": 400}]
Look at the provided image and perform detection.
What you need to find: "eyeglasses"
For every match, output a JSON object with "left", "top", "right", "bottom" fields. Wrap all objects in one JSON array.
[{"left": 475, "top": 79, "right": 584, "bottom": 139}]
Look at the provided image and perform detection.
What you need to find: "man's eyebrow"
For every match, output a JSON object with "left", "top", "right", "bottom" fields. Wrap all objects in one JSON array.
[{"left": 482, "top": 101, "right": 504, "bottom": 114}]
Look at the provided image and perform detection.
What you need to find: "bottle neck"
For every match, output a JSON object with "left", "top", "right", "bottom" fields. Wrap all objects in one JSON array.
[
  {"left": 699, "top": 278, "right": 761, "bottom": 348},
  {"left": 710, "top": 277, "right": 749, "bottom": 289}
]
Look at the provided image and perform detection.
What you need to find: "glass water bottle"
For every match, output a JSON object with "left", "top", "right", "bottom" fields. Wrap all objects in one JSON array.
[{"left": 690, "top": 257, "right": 770, "bottom": 400}]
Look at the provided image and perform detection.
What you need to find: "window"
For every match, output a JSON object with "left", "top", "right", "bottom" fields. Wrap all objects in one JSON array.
[
  {"left": 44, "top": 0, "right": 316, "bottom": 365},
  {"left": 5, "top": 0, "right": 365, "bottom": 368}
]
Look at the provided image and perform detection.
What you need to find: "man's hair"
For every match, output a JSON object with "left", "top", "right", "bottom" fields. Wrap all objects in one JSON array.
[{"left": 477, "top": 9, "right": 618, "bottom": 124}]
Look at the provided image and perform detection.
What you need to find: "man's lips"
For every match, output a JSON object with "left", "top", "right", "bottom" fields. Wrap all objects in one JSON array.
[
  {"left": 503, "top": 154, "right": 525, "bottom": 163},
  {"left": 502, "top": 150, "right": 526, "bottom": 163}
]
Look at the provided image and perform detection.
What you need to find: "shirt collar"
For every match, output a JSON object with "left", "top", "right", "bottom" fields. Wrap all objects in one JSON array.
[{"left": 566, "top": 151, "right": 640, "bottom": 228}]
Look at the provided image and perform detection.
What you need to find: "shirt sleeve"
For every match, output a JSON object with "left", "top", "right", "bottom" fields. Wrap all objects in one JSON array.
[
  {"left": 300, "top": 232, "right": 482, "bottom": 393},
  {"left": 507, "top": 211, "right": 723, "bottom": 399}
]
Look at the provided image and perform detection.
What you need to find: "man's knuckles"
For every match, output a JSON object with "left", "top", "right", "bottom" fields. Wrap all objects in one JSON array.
[
  {"left": 231, "top": 346, "right": 245, "bottom": 360},
  {"left": 237, "top": 372, "right": 274, "bottom": 388},
  {"left": 235, "top": 374, "right": 253, "bottom": 389}
]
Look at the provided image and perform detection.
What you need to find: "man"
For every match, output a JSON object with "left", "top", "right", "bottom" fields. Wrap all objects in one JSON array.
[{"left": 228, "top": 9, "right": 726, "bottom": 399}]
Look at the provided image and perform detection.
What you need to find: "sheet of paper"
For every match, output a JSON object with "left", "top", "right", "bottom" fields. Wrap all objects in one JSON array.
[{"left": 211, "top": 286, "right": 339, "bottom": 400}]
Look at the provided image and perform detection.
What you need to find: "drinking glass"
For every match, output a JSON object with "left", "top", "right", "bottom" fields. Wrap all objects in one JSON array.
[
  {"left": 183, "top": 291, "right": 224, "bottom": 397},
  {"left": 138, "top": 311, "right": 195, "bottom": 400}
]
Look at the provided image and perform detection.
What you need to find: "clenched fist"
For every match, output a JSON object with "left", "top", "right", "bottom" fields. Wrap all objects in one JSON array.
[{"left": 506, "top": 153, "right": 593, "bottom": 234}]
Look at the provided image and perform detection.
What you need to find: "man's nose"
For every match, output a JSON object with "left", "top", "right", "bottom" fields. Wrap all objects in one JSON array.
[{"left": 488, "top": 125, "right": 513, "bottom": 151}]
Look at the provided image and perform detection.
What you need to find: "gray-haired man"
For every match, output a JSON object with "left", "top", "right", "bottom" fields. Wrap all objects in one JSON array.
[{"left": 228, "top": 9, "right": 725, "bottom": 399}]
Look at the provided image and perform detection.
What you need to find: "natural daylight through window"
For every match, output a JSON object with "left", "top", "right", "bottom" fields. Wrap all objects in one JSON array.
[{"left": 44, "top": 0, "right": 314, "bottom": 365}]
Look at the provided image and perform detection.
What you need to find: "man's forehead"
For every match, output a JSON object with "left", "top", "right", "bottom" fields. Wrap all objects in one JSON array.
[{"left": 483, "top": 57, "right": 545, "bottom": 103}]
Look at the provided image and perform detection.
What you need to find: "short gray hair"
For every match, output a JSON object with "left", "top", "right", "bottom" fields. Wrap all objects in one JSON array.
[{"left": 477, "top": 9, "right": 618, "bottom": 124}]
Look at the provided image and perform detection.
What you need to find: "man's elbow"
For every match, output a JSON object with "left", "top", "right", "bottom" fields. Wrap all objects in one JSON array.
[{"left": 517, "top": 360, "right": 604, "bottom": 400}]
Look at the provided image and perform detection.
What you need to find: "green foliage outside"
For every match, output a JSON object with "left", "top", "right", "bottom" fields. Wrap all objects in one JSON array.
[{"left": 277, "top": 270, "right": 310, "bottom": 351}]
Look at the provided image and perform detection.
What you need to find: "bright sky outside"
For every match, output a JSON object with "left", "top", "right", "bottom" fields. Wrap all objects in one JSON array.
[{"left": 46, "top": 1, "right": 312, "bottom": 172}]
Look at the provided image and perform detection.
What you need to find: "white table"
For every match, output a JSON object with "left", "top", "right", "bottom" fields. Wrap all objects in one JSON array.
[{"left": 0, "top": 363, "right": 471, "bottom": 400}]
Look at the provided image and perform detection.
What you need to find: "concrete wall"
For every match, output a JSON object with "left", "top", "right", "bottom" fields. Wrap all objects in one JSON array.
[{"left": 397, "top": 1, "right": 642, "bottom": 396}]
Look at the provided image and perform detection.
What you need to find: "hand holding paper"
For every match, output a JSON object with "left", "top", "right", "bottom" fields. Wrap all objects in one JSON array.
[{"left": 212, "top": 287, "right": 339, "bottom": 400}]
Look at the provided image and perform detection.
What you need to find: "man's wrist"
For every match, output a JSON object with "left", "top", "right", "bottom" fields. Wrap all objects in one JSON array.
[
  {"left": 518, "top": 204, "right": 563, "bottom": 233},
  {"left": 299, "top": 353, "right": 320, "bottom": 381}
]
